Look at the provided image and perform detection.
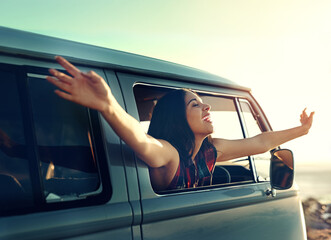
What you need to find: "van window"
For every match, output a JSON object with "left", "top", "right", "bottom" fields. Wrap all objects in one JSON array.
[
  {"left": 239, "top": 99, "right": 270, "bottom": 181},
  {"left": 200, "top": 95, "right": 253, "bottom": 185},
  {"left": 200, "top": 96, "right": 243, "bottom": 139},
  {"left": 0, "top": 65, "right": 109, "bottom": 215},
  {"left": 0, "top": 69, "right": 34, "bottom": 212},
  {"left": 28, "top": 74, "right": 101, "bottom": 202},
  {"left": 134, "top": 84, "right": 255, "bottom": 191},
  {"left": 134, "top": 84, "right": 167, "bottom": 132}
]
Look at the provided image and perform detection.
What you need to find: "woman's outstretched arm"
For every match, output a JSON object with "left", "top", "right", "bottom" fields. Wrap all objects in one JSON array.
[
  {"left": 47, "top": 56, "right": 178, "bottom": 169},
  {"left": 214, "top": 108, "right": 314, "bottom": 162}
]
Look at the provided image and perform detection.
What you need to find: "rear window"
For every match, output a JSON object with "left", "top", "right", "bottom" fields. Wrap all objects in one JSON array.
[
  {"left": 28, "top": 73, "right": 101, "bottom": 202},
  {"left": 0, "top": 68, "right": 34, "bottom": 212},
  {"left": 0, "top": 64, "right": 110, "bottom": 215}
]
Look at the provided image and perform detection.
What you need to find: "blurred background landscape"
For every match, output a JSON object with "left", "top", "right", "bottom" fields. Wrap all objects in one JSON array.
[{"left": 296, "top": 164, "right": 331, "bottom": 204}]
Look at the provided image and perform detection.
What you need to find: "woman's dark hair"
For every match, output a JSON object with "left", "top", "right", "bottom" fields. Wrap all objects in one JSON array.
[{"left": 147, "top": 89, "right": 195, "bottom": 164}]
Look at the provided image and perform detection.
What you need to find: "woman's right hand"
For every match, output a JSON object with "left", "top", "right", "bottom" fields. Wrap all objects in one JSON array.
[{"left": 47, "top": 56, "right": 112, "bottom": 113}]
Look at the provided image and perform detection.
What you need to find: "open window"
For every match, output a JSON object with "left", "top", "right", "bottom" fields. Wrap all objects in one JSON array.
[
  {"left": 200, "top": 95, "right": 254, "bottom": 185},
  {"left": 133, "top": 84, "right": 256, "bottom": 191}
]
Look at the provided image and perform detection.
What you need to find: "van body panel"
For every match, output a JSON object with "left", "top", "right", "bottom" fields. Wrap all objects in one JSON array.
[
  {"left": 104, "top": 70, "right": 143, "bottom": 227},
  {"left": 63, "top": 227, "right": 133, "bottom": 240},
  {"left": 0, "top": 203, "right": 133, "bottom": 240},
  {"left": 140, "top": 185, "right": 298, "bottom": 223},
  {"left": 141, "top": 195, "right": 305, "bottom": 240}
]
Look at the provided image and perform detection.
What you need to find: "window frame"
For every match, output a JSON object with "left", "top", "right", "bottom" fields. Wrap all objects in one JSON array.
[
  {"left": 0, "top": 63, "right": 111, "bottom": 216},
  {"left": 132, "top": 82, "right": 270, "bottom": 194},
  {"left": 238, "top": 98, "right": 272, "bottom": 181}
]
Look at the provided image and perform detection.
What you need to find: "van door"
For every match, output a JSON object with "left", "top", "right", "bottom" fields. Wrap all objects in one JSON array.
[
  {"left": 117, "top": 72, "right": 306, "bottom": 240},
  {"left": 0, "top": 58, "right": 134, "bottom": 240}
]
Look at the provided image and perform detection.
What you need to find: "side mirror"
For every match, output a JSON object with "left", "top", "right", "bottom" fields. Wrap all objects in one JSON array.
[{"left": 270, "top": 149, "right": 294, "bottom": 190}]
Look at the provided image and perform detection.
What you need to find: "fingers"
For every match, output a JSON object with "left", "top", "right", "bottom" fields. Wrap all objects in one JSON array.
[
  {"left": 300, "top": 108, "right": 308, "bottom": 119},
  {"left": 54, "top": 89, "right": 74, "bottom": 101},
  {"left": 55, "top": 56, "right": 81, "bottom": 77},
  {"left": 301, "top": 108, "right": 315, "bottom": 119},
  {"left": 299, "top": 108, "right": 315, "bottom": 130},
  {"left": 309, "top": 111, "right": 315, "bottom": 119},
  {"left": 81, "top": 71, "right": 101, "bottom": 83},
  {"left": 48, "top": 68, "right": 73, "bottom": 85},
  {"left": 50, "top": 56, "right": 103, "bottom": 84},
  {"left": 46, "top": 76, "right": 72, "bottom": 93}
]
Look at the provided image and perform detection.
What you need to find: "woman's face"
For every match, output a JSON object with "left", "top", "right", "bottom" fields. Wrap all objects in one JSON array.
[{"left": 184, "top": 91, "right": 213, "bottom": 138}]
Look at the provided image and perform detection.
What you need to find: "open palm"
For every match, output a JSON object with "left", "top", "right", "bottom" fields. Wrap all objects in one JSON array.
[
  {"left": 47, "top": 56, "right": 112, "bottom": 112},
  {"left": 300, "top": 108, "right": 315, "bottom": 132}
]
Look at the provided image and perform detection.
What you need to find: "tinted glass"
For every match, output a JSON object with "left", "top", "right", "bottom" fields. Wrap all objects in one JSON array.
[
  {"left": 0, "top": 70, "right": 34, "bottom": 212},
  {"left": 28, "top": 74, "right": 100, "bottom": 202},
  {"left": 271, "top": 149, "right": 294, "bottom": 189}
]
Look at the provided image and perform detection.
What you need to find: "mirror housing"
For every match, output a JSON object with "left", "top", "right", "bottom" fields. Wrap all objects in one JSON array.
[{"left": 270, "top": 149, "right": 294, "bottom": 190}]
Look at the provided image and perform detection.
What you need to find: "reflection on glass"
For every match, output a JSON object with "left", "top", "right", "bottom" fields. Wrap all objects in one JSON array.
[
  {"left": 28, "top": 75, "right": 100, "bottom": 202},
  {"left": 271, "top": 149, "right": 294, "bottom": 189},
  {"left": 0, "top": 70, "right": 34, "bottom": 212}
]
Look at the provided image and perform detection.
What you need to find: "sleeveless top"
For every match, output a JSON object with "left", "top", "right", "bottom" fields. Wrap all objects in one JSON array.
[{"left": 166, "top": 142, "right": 217, "bottom": 190}]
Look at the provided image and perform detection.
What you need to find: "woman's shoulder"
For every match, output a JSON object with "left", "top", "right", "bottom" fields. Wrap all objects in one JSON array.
[{"left": 203, "top": 138, "right": 217, "bottom": 152}]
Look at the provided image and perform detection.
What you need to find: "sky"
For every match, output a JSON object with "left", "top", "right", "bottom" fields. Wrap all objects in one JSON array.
[{"left": 1, "top": 0, "right": 331, "bottom": 165}]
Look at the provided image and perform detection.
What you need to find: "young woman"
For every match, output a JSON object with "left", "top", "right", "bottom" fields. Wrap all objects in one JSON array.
[{"left": 47, "top": 56, "right": 315, "bottom": 191}]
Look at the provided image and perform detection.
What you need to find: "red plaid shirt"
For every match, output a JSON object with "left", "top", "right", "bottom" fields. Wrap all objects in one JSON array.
[{"left": 167, "top": 142, "right": 217, "bottom": 190}]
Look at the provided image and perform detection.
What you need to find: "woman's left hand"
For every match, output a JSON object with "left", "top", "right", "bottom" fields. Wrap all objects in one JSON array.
[{"left": 300, "top": 108, "right": 315, "bottom": 133}]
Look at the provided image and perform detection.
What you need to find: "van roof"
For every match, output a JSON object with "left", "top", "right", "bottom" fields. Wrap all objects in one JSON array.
[{"left": 0, "top": 27, "right": 249, "bottom": 91}]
